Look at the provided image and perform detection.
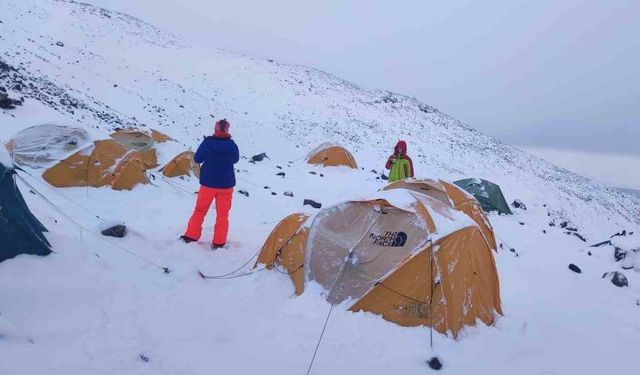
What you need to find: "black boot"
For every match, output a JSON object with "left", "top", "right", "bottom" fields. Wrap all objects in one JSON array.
[
  {"left": 211, "top": 243, "right": 226, "bottom": 250},
  {"left": 179, "top": 235, "right": 197, "bottom": 244}
]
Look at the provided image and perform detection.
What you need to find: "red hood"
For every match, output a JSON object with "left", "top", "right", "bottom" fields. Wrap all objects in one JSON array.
[{"left": 394, "top": 140, "right": 407, "bottom": 155}]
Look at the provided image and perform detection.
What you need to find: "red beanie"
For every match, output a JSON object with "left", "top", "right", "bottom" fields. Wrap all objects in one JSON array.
[{"left": 214, "top": 119, "right": 231, "bottom": 138}]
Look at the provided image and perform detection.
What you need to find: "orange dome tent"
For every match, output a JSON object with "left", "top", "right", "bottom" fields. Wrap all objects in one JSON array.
[
  {"left": 306, "top": 143, "right": 357, "bottom": 169},
  {"left": 42, "top": 140, "right": 149, "bottom": 191},
  {"left": 256, "top": 188, "right": 502, "bottom": 337},
  {"left": 160, "top": 151, "right": 200, "bottom": 178}
]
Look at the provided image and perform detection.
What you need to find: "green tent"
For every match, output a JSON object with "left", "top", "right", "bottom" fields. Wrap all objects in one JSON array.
[
  {"left": 0, "top": 162, "right": 52, "bottom": 263},
  {"left": 454, "top": 178, "right": 513, "bottom": 215}
]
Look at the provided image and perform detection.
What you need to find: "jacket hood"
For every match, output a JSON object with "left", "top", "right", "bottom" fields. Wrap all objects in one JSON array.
[{"left": 394, "top": 140, "right": 407, "bottom": 155}]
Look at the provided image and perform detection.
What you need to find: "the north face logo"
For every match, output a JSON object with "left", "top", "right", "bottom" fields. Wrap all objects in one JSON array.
[{"left": 370, "top": 231, "right": 408, "bottom": 247}]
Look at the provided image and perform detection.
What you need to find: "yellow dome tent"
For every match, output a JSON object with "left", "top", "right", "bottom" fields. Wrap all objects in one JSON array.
[
  {"left": 306, "top": 143, "right": 357, "bottom": 169},
  {"left": 256, "top": 188, "right": 502, "bottom": 337},
  {"left": 160, "top": 151, "right": 200, "bottom": 178},
  {"left": 42, "top": 140, "right": 149, "bottom": 191}
]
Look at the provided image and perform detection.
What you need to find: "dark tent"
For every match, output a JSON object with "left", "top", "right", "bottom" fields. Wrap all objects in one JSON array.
[
  {"left": 0, "top": 162, "right": 52, "bottom": 263},
  {"left": 454, "top": 178, "right": 513, "bottom": 215}
]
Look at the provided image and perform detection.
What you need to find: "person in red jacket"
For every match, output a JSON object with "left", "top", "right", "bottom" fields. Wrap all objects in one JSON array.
[
  {"left": 385, "top": 140, "right": 414, "bottom": 182},
  {"left": 180, "top": 119, "right": 240, "bottom": 249}
]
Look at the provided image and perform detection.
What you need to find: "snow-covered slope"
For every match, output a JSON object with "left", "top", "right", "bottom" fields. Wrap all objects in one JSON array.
[
  {"left": 1, "top": 0, "right": 638, "bottom": 234},
  {"left": 1, "top": 1, "right": 640, "bottom": 374}
]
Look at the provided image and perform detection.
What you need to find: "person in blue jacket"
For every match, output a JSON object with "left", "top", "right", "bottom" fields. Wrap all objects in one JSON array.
[{"left": 181, "top": 119, "right": 239, "bottom": 249}]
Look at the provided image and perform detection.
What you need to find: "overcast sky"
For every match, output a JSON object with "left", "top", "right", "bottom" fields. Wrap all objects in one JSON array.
[{"left": 91, "top": 0, "right": 639, "bottom": 187}]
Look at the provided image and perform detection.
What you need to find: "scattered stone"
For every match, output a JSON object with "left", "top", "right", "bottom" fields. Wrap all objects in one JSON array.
[
  {"left": 264, "top": 186, "right": 270, "bottom": 190},
  {"left": 284, "top": 191, "right": 294, "bottom": 197},
  {"left": 566, "top": 232, "right": 586, "bottom": 242},
  {"left": 138, "top": 354, "right": 150, "bottom": 363},
  {"left": 101, "top": 224, "right": 126, "bottom": 238},
  {"left": 309, "top": 171, "right": 317, "bottom": 175},
  {"left": 512, "top": 199, "right": 527, "bottom": 210},
  {"left": 611, "top": 230, "right": 628, "bottom": 238},
  {"left": 320, "top": 174, "right": 324, "bottom": 177},
  {"left": 271, "top": 192, "right": 277, "bottom": 196},
  {"left": 370, "top": 169, "right": 378, "bottom": 174},
  {"left": 548, "top": 221, "right": 556, "bottom": 227},
  {"left": 614, "top": 247, "right": 626, "bottom": 262},
  {"left": 602, "top": 271, "right": 629, "bottom": 287},
  {"left": 304, "top": 199, "right": 322, "bottom": 209},
  {"left": 276, "top": 165, "right": 282, "bottom": 169},
  {"left": 276, "top": 172, "right": 285, "bottom": 177},
  {"left": 113, "top": 84, "right": 118, "bottom": 87},
  {"left": 427, "top": 356, "right": 442, "bottom": 370},
  {"left": 381, "top": 174, "right": 389, "bottom": 181},
  {"left": 587, "top": 251, "right": 592, "bottom": 256},
  {"left": 519, "top": 222, "right": 525, "bottom": 226},
  {"left": 55, "top": 41, "right": 64, "bottom": 47},
  {"left": 251, "top": 153, "right": 268, "bottom": 162},
  {"left": 560, "top": 221, "right": 568, "bottom": 229},
  {"left": 568, "top": 264, "right": 581, "bottom": 273},
  {"left": 238, "top": 190, "right": 249, "bottom": 197},
  {"left": 542, "top": 230, "right": 547, "bottom": 234}
]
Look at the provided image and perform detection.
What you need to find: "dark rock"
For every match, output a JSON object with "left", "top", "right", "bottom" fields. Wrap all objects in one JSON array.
[
  {"left": 427, "top": 356, "right": 442, "bottom": 370},
  {"left": 568, "top": 264, "right": 581, "bottom": 273},
  {"left": 264, "top": 186, "right": 270, "bottom": 189},
  {"left": 101, "top": 225, "right": 126, "bottom": 238},
  {"left": 238, "top": 190, "right": 249, "bottom": 197},
  {"left": 276, "top": 165, "right": 282, "bottom": 169},
  {"left": 139, "top": 354, "right": 149, "bottom": 363},
  {"left": 602, "top": 271, "right": 628, "bottom": 287},
  {"left": 320, "top": 174, "right": 324, "bottom": 177},
  {"left": 560, "top": 221, "right": 568, "bottom": 229},
  {"left": 381, "top": 174, "right": 389, "bottom": 181},
  {"left": 566, "top": 232, "right": 586, "bottom": 242},
  {"left": 614, "top": 247, "right": 626, "bottom": 262},
  {"left": 370, "top": 169, "right": 378, "bottom": 174},
  {"left": 309, "top": 171, "right": 317, "bottom": 175},
  {"left": 284, "top": 191, "right": 294, "bottom": 197},
  {"left": 611, "top": 230, "right": 627, "bottom": 238},
  {"left": 512, "top": 199, "right": 527, "bottom": 210},
  {"left": 587, "top": 251, "right": 592, "bottom": 256},
  {"left": 542, "top": 230, "right": 547, "bottom": 234},
  {"left": 519, "top": 222, "right": 525, "bottom": 226},
  {"left": 276, "top": 172, "right": 285, "bottom": 177},
  {"left": 304, "top": 199, "right": 322, "bottom": 209},
  {"left": 113, "top": 84, "right": 118, "bottom": 87},
  {"left": 548, "top": 221, "right": 556, "bottom": 227},
  {"left": 55, "top": 41, "right": 64, "bottom": 47},
  {"left": 251, "top": 153, "right": 268, "bottom": 162},
  {"left": 271, "top": 192, "right": 277, "bottom": 196}
]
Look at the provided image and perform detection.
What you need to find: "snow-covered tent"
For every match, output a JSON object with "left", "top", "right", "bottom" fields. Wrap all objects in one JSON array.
[
  {"left": 160, "top": 151, "right": 200, "bottom": 178},
  {"left": 109, "top": 128, "right": 161, "bottom": 169},
  {"left": 4, "top": 124, "right": 91, "bottom": 168},
  {"left": 42, "top": 139, "right": 149, "bottom": 190},
  {"left": 256, "top": 189, "right": 502, "bottom": 337},
  {"left": 0, "top": 151, "right": 51, "bottom": 263},
  {"left": 454, "top": 178, "right": 512, "bottom": 215},
  {"left": 306, "top": 142, "right": 357, "bottom": 169}
]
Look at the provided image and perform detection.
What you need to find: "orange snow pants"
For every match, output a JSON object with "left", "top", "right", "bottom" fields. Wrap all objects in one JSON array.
[{"left": 184, "top": 186, "right": 233, "bottom": 245}]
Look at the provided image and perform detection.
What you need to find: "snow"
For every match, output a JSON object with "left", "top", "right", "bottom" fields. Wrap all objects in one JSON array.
[
  {"left": 611, "top": 234, "right": 640, "bottom": 252},
  {"left": 0, "top": 0, "right": 640, "bottom": 374}
]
